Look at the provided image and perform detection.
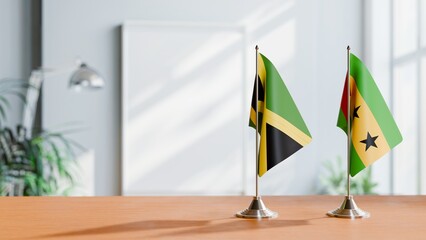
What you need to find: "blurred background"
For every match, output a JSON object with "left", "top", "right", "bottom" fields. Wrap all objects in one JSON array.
[{"left": 0, "top": 0, "right": 424, "bottom": 196}]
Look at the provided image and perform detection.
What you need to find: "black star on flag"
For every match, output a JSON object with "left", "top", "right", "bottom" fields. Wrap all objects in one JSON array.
[
  {"left": 360, "top": 132, "right": 379, "bottom": 151},
  {"left": 353, "top": 105, "right": 360, "bottom": 119}
]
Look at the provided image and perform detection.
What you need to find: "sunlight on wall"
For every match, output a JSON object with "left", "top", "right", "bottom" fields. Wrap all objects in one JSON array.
[
  {"left": 123, "top": 2, "right": 298, "bottom": 195},
  {"left": 393, "top": 0, "right": 417, "bottom": 58},
  {"left": 393, "top": 62, "right": 418, "bottom": 194},
  {"left": 120, "top": 0, "right": 363, "bottom": 196},
  {"left": 172, "top": 31, "right": 243, "bottom": 79},
  {"left": 242, "top": 0, "right": 294, "bottom": 31},
  {"left": 257, "top": 20, "right": 295, "bottom": 69}
]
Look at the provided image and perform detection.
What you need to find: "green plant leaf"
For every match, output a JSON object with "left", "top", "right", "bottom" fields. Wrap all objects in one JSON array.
[
  {"left": 319, "top": 156, "right": 378, "bottom": 195},
  {"left": 0, "top": 122, "right": 81, "bottom": 196}
]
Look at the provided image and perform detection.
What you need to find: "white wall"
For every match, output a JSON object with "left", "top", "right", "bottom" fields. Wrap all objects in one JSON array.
[
  {"left": 43, "top": 0, "right": 363, "bottom": 195},
  {"left": 0, "top": 0, "right": 32, "bottom": 127},
  {"left": 365, "top": 0, "right": 426, "bottom": 195}
]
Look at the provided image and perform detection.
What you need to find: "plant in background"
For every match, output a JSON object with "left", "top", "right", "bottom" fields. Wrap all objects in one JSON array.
[
  {"left": 0, "top": 79, "right": 29, "bottom": 126},
  {"left": 319, "top": 156, "right": 378, "bottom": 195},
  {"left": 0, "top": 78, "right": 81, "bottom": 196}
]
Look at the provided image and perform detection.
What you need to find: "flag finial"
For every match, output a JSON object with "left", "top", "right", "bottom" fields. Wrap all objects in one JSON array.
[
  {"left": 347, "top": 45, "right": 351, "bottom": 51},
  {"left": 255, "top": 45, "right": 259, "bottom": 50}
]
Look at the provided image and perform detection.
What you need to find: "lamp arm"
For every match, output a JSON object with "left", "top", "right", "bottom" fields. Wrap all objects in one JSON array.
[
  {"left": 22, "top": 71, "right": 43, "bottom": 137},
  {"left": 22, "top": 61, "right": 80, "bottom": 136},
  {"left": 34, "top": 65, "right": 77, "bottom": 78}
]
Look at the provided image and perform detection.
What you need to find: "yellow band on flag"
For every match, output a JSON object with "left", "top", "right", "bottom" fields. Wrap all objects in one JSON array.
[
  {"left": 350, "top": 76, "right": 391, "bottom": 166},
  {"left": 259, "top": 119, "right": 267, "bottom": 175},
  {"left": 250, "top": 102, "right": 264, "bottom": 124},
  {"left": 257, "top": 53, "right": 266, "bottom": 85},
  {"left": 263, "top": 109, "right": 312, "bottom": 146}
]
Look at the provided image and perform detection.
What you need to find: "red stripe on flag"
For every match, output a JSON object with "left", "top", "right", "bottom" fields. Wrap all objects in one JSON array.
[{"left": 340, "top": 72, "right": 349, "bottom": 121}]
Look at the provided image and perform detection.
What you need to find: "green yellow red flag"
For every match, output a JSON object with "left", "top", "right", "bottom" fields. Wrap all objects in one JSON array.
[
  {"left": 337, "top": 53, "right": 403, "bottom": 177},
  {"left": 249, "top": 53, "right": 311, "bottom": 177}
]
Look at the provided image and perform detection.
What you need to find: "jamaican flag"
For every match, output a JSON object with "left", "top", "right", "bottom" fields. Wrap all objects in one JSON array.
[
  {"left": 249, "top": 53, "right": 312, "bottom": 177},
  {"left": 337, "top": 53, "right": 402, "bottom": 177}
]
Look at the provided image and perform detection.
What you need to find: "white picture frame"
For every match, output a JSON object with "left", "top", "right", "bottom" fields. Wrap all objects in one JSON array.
[{"left": 121, "top": 21, "right": 249, "bottom": 195}]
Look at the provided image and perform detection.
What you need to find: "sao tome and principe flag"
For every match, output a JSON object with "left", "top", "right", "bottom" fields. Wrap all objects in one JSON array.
[
  {"left": 337, "top": 53, "right": 403, "bottom": 177},
  {"left": 249, "top": 53, "right": 312, "bottom": 177}
]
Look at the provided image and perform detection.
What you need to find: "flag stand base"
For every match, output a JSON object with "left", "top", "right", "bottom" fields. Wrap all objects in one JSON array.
[
  {"left": 236, "top": 196, "right": 278, "bottom": 219},
  {"left": 327, "top": 195, "right": 370, "bottom": 219}
]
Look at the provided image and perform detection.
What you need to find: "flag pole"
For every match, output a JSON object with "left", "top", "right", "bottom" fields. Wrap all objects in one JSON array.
[
  {"left": 346, "top": 45, "right": 351, "bottom": 197},
  {"left": 255, "top": 45, "right": 259, "bottom": 198},
  {"left": 326, "top": 46, "right": 369, "bottom": 219},
  {"left": 236, "top": 45, "right": 277, "bottom": 219}
]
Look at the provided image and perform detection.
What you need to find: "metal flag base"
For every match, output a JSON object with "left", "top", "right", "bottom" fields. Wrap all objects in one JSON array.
[
  {"left": 236, "top": 196, "right": 278, "bottom": 219},
  {"left": 327, "top": 195, "right": 370, "bottom": 219}
]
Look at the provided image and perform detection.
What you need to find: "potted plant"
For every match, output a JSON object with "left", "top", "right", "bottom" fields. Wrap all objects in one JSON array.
[
  {"left": 318, "top": 156, "right": 378, "bottom": 195},
  {"left": 0, "top": 79, "right": 81, "bottom": 196}
]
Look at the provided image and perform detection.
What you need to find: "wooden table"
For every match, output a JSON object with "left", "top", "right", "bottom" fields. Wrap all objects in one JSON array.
[{"left": 1, "top": 196, "right": 425, "bottom": 239}]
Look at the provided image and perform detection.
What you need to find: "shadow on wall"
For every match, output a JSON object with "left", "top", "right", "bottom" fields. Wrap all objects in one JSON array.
[{"left": 122, "top": 0, "right": 321, "bottom": 196}]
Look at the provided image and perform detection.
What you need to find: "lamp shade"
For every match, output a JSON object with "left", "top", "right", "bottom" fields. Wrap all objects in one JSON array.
[{"left": 69, "top": 63, "right": 104, "bottom": 90}]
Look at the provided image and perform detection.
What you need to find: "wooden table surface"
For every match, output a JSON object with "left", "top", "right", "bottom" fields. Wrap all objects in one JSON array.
[{"left": 1, "top": 196, "right": 425, "bottom": 239}]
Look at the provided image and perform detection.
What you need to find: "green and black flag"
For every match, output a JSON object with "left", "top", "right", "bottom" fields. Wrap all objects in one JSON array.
[{"left": 249, "top": 53, "right": 312, "bottom": 176}]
